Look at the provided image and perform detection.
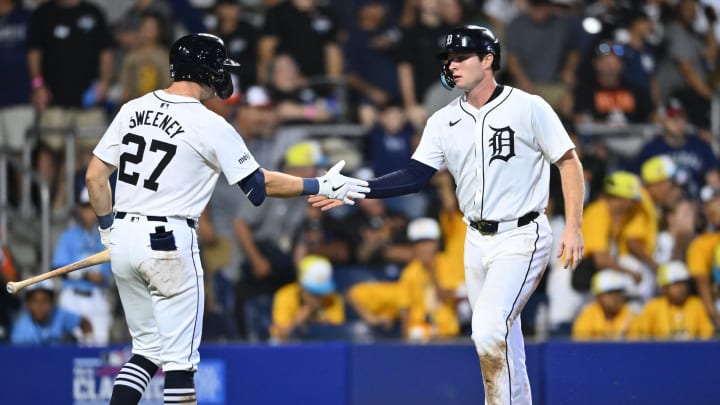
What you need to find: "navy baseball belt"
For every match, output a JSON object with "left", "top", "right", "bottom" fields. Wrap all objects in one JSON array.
[
  {"left": 115, "top": 211, "right": 196, "bottom": 228},
  {"left": 470, "top": 211, "right": 539, "bottom": 235}
]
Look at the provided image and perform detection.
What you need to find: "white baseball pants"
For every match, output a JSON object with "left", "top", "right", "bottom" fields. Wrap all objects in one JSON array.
[
  {"left": 464, "top": 214, "right": 552, "bottom": 405},
  {"left": 109, "top": 214, "right": 204, "bottom": 372}
]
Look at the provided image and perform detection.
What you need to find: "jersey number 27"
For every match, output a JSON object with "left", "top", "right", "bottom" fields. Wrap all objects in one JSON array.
[{"left": 118, "top": 133, "right": 177, "bottom": 191}]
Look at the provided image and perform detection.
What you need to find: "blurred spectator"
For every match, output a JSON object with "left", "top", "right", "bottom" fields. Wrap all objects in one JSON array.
[
  {"left": 258, "top": 0, "right": 343, "bottom": 82},
  {"left": 10, "top": 280, "right": 92, "bottom": 345},
  {"left": 113, "top": 0, "right": 174, "bottom": 52},
  {"left": 266, "top": 53, "right": 340, "bottom": 124},
  {"left": 575, "top": 172, "right": 649, "bottom": 297},
  {"left": 482, "top": 0, "right": 523, "bottom": 42},
  {"left": 198, "top": 201, "right": 240, "bottom": 341},
  {"left": 270, "top": 255, "right": 345, "bottom": 342},
  {"left": 640, "top": 155, "right": 684, "bottom": 216},
  {"left": 0, "top": 235, "right": 20, "bottom": 342},
  {"left": 397, "top": 217, "right": 465, "bottom": 341},
  {"left": 212, "top": 0, "right": 260, "bottom": 92},
  {"left": 343, "top": 0, "right": 402, "bottom": 127},
  {"left": 633, "top": 97, "right": 720, "bottom": 199},
  {"left": 505, "top": 0, "right": 577, "bottom": 112},
  {"left": 431, "top": 169, "right": 471, "bottom": 332},
  {"left": 27, "top": 0, "right": 114, "bottom": 150},
  {"left": 573, "top": 40, "right": 653, "bottom": 125},
  {"left": 234, "top": 141, "right": 324, "bottom": 340},
  {"left": 572, "top": 269, "right": 636, "bottom": 340},
  {"left": 619, "top": 9, "right": 660, "bottom": 108},
  {"left": 632, "top": 261, "right": 714, "bottom": 339},
  {"left": 235, "top": 85, "right": 282, "bottom": 169},
  {"left": 364, "top": 104, "right": 428, "bottom": 219},
  {"left": 396, "top": 0, "right": 447, "bottom": 129},
  {"left": 0, "top": 0, "right": 33, "bottom": 155},
  {"left": 347, "top": 196, "right": 412, "bottom": 280},
  {"left": 52, "top": 186, "right": 112, "bottom": 344},
  {"left": 118, "top": 12, "right": 171, "bottom": 103},
  {"left": 346, "top": 281, "right": 402, "bottom": 337},
  {"left": 656, "top": 0, "right": 717, "bottom": 139},
  {"left": 292, "top": 204, "right": 352, "bottom": 265},
  {"left": 686, "top": 185, "right": 720, "bottom": 326},
  {"left": 654, "top": 198, "right": 698, "bottom": 265}
]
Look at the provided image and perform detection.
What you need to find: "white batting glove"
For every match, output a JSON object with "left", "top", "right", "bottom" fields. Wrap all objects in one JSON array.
[
  {"left": 99, "top": 226, "right": 112, "bottom": 249},
  {"left": 317, "top": 160, "right": 370, "bottom": 205}
]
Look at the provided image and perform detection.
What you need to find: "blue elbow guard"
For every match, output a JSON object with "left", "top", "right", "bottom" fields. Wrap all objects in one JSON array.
[{"left": 239, "top": 169, "right": 267, "bottom": 206}]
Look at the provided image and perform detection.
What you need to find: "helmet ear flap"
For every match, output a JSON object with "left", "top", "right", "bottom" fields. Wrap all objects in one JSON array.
[
  {"left": 440, "top": 62, "right": 455, "bottom": 90},
  {"left": 214, "top": 71, "right": 234, "bottom": 99}
]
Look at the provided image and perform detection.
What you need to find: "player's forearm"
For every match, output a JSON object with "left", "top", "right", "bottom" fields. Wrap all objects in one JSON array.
[
  {"left": 86, "top": 157, "right": 116, "bottom": 216},
  {"left": 263, "top": 169, "right": 304, "bottom": 197},
  {"left": 556, "top": 150, "right": 584, "bottom": 229}
]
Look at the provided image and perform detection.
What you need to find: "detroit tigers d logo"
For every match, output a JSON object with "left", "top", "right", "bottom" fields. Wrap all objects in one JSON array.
[{"left": 488, "top": 125, "right": 515, "bottom": 164}]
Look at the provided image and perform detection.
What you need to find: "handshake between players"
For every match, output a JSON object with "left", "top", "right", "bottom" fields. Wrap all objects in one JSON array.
[{"left": 312, "top": 160, "right": 371, "bottom": 210}]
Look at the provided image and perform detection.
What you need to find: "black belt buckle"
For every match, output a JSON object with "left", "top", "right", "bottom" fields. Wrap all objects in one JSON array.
[{"left": 474, "top": 220, "right": 498, "bottom": 235}]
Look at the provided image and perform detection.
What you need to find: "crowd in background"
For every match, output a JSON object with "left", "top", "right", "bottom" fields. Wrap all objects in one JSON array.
[{"left": 1, "top": 0, "right": 720, "bottom": 345}]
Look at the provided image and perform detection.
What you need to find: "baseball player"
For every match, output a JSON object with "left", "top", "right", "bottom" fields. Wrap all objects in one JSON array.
[
  {"left": 312, "top": 25, "right": 585, "bottom": 404},
  {"left": 84, "top": 33, "right": 368, "bottom": 405}
]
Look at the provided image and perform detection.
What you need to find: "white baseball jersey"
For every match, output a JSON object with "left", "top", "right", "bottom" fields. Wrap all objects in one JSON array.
[
  {"left": 412, "top": 86, "right": 574, "bottom": 222},
  {"left": 93, "top": 90, "right": 260, "bottom": 219}
]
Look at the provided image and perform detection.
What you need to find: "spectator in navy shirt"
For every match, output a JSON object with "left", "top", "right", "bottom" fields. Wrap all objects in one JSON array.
[
  {"left": 365, "top": 103, "right": 427, "bottom": 219},
  {"left": 344, "top": 0, "right": 402, "bottom": 127},
  {"left": 634, "top": 98, "right": 720, "bottom": 198},
  {"left": 0, "top": 0, "right": 33, "bottom": 154}
]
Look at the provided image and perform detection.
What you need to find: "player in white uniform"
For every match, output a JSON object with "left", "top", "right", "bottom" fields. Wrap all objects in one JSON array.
[
  {"left": 312, "top": 25, "right": 585, "bottom": 404},
  {"left": 85, "top": 33, "right": 368, "bottom": 405}
]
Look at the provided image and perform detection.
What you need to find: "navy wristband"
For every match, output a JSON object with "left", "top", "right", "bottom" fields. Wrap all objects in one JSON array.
[
  {"left": 301, "top": 178, "right": 319, "bottom": 195},
  {"left": 97, "top": 213, "right": 114, "bottom": 229}
]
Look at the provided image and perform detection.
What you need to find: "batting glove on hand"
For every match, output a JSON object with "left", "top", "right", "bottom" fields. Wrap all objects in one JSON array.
[
  {"left": 98, "top": 226, "right": 112, "bottom": 249},
  {"left": 317, "top": 160, "right": 370, "bottom": 205}
]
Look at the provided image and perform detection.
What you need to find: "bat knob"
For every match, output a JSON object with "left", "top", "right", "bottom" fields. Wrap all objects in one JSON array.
[{"left": 6, "top": 282, "right": 15, "bottom": 294}]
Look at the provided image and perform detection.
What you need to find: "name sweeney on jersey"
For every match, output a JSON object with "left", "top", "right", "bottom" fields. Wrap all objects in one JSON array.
[{"left": 129, "top": 110, "right": 185, "bottom": 138}]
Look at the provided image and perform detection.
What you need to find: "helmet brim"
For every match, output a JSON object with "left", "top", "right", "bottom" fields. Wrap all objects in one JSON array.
[{"left": 223, "top": 58, "right": 241, "bottom": 69}]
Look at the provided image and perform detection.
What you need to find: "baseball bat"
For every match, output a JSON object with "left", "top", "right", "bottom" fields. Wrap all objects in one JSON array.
[{"left": 5, "top": 249, "right": 110, "bottom": 295}]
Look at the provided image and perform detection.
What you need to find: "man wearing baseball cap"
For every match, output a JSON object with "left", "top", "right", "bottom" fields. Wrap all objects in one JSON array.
[
  {"left": 572, "top": 269, "right": 637, "bottom": 340},
  {"left": 575, "top": 172, "right": 647, "bottom": 293},
  {"left": 10, "top": 280, "right": 93, "bottom": 344},
  {"left": 270, "top": 254, "right": 344, "bottom": 341},
  {"left": 633, "top": 262, "right": 713, "bottom": 340}
]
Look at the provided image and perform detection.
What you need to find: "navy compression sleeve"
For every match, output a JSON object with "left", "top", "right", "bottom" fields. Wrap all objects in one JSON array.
[
  {"left": 366, "top": 159, "right": 437, "bottom": 198},
  {"left": 239, "top": 168, "right": 267, "bottom": 206}
]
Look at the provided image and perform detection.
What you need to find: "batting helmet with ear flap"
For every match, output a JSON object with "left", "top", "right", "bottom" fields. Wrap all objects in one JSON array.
[
  {"left": 438, "top": 25, "right": 501, "bottom": 89},
  {"left": 169, "top": 33, "right": 241, "bottom": 99}
]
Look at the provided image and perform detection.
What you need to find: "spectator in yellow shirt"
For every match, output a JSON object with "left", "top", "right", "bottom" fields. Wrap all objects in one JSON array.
[
  {"left": 270, "top": 255, "right": 345, "bottom": 341},
  {"left": 572, "top": 270, "right": 636, "bottom": 340},
  {"left": 633, "top": 262, "right": 714, "bottom": 340},
  {"left": 577, "top": 172, "right": 649, "bottom": 298},
  {"left": 346, "top": 281, "right": 402, "bottom": 336},
  {"left": 637, "top": 155, "right": 683, "bottom": 265},
  {"left": 687, "top": 185, "right": 720, "bottom": 327},
  {"left": 398, "top": 217, "right": 465, "bottom": 341}
]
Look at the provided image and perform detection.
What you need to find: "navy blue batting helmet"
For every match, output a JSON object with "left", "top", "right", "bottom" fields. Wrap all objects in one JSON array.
[
  {"left": 169, "top": 33, "right": 240, "bottom": 99},
  {"left": 437, "top": 25, "right": 501, "bottom": 71}
]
